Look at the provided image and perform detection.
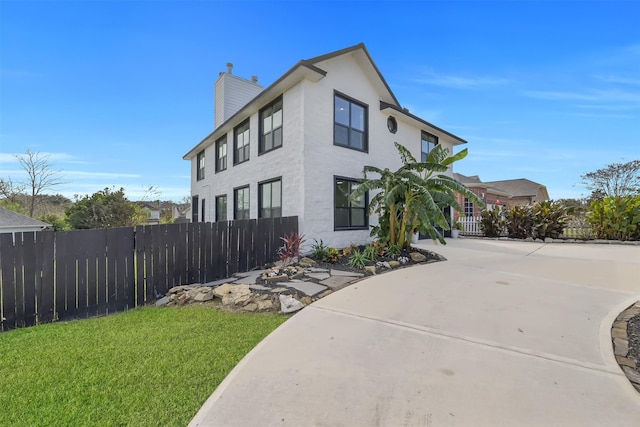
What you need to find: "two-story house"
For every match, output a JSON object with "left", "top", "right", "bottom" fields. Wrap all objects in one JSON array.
[{"left": 183, "top": 43, "right": 467, "bottom": 249}]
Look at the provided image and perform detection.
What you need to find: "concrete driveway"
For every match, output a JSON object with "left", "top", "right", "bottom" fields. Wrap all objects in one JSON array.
[{"left": 190, "top": 239, "right": 640, "bottom": 426}]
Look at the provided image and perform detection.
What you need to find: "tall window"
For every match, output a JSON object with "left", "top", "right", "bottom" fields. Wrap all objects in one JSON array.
[
  {"left": 334, "top": 93, "right": 367, "bottom": 152},
  {"left": 464, "top": 197, "right": 474, "bottom": 217},
  {"left": 201, "top": 199, "right": 206, "bottom": 222},
  {"left": 215, "top": 195, "right": 227, "bottom": 222},
  {"left": 335, "top": 177, "right": 367, "bottom": 229},
  {"left": 196, "top": 150, "right": 205, "bottom": 180},
  {"left": 259, "top": 97, "right": 283, "bottom": 154},
  {"left": 234, "top": 120, "right": 250, "bottom": 165},
  {"left": 234, "top": 186, "right": 249, "bottom": 220},
  {"left": 215, "top": 135, "right": 227, "bottom": 172},
  {"left": 259, "top": 178, "right": 282, "bottom": 218},
  {"left": 421, "top": 131, "right": 438, "bottom": 161},
  {"left": 191, "top": 195, "right": 199, "bottom": 222}
]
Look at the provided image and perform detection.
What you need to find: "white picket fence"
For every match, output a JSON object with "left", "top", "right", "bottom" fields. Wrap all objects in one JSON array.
[
  {"left": 456, "top": 216, "right": 594, "bottom": 239},
  {"left": 457, "top": 216, "right": 483, "bottom": 236}
]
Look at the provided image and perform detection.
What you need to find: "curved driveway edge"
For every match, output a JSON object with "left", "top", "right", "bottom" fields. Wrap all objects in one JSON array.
[{"left": 190, "top": 239, "right": 640, "bottom": 426}]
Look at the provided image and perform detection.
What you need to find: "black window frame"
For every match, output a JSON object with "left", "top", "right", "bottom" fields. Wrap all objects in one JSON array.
[
  {"left": 333, "top": 92, "right": 368, "bottom": 152},
  {"left": 215, "top": 135, "right": 227, "bottom": 173},
  {"left": 215, "top": 194, "right": 227, "bottom": 222},
  {"left": 258, "top": 177, "right": 282, "bottom": 219},
  {"left": 233, "top": 185, "right": 250, "bottom": 220},
  {"left": 421, "top": 131, "right": 439, "bottom": 162},
  {"left": 196, "top": 150, "right": 205, "bottom": 181},
  {"left": 191, "top": 195, "right": 199, "bottom": 222},
  {"left": 259, "top": 96, "right": 283, "bottom": 155},
  {"left": 234, "top": 119, "right": 250, "bottom": 165},
  {"left": 334, "top": 176, "right": 368, "bottom": 230},
  {"left": 201, "top": 198, "right": 206, "bottom": 222}
]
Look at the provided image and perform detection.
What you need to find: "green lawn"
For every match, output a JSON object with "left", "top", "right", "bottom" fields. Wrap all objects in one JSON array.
[{"left": 0, "top": 307, "right": 288, "bottom": 427}]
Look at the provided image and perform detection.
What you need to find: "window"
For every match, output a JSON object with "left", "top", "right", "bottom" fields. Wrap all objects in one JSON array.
[
  {"left": 201, "top": 198, "right": 206, "bottom": 222},
  {"left": 259, "top": 178, "right": 282, "bottom": 218},
  {"left": 215, "top": 135, "right": 227, "bottom": 172},
  {"left": 421, "top": 131, "right": 438, "bottom": 161},
  {"left": 191, "top": 195, "right": 199, "bottom": 222},
  {"left": 259, "top": 97, "right": 283, "bottom": 154},
  {"left": 234, "top": 120, "right": 250, "bottom": 165},
  {"left": 334, "top": 177, "right": 367, "bottom": 229},
  {"left": 334, "top": 93, "right": 367, "bottom": 151},
  {"left": 234, "top": 186, "right": 249, "bottom": 220},
  {"left": 464, "top": 197, "right": 474, "bottom": 217},
  {"left": 215, "top": 195, "right": 227, "bottom": 222},
  {"left": 196, "top": 150, "right": 205, "bottom": 180}
]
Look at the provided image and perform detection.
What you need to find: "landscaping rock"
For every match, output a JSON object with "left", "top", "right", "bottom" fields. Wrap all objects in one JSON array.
[
  {"left": 364, "top": 266, "right": 377, "bottom": 275},
  {"left": 388, "top": 260, "right": 400, "bottom": 268},
  {"left": 155, "top": 296, "right": 170, "bottom": 307},
  {"left": 299, "top": 257, "right": 317, "bottom": 267},
  {"left": 279, "top": 295, "right": 304, "bottom": 313},
  {"left": 410, "top": 252, "right": 427, "bottom": 263}
]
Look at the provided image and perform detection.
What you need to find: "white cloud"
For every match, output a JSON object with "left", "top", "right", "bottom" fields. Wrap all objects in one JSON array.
[
  {"left": 595, "top": 74, "right": 640, "bottom": 86},
  {"left": 413, "top": 69, "right": 510, "bottom": 89}
]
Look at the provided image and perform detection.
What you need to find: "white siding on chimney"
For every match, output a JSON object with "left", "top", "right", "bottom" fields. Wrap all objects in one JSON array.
[{"left": 214, "top": 73, "right": 263, "bottom": 129}]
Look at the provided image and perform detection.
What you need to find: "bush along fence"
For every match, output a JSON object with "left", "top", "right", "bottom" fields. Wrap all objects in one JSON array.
[
  {"left": 458, "top": 215, "right": 595, "bottom": 240},
  {"left": 0, "top": 216, "right": 298, "bottom": 331}
]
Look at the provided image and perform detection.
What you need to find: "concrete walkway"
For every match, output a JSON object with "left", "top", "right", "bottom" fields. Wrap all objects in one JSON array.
[{"left": 190, "top": 239, "right": 640, "bottom": 426}]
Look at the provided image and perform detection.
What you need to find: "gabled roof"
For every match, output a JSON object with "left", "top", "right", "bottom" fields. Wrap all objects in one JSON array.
[
  {"left": 454, "top": 173, "right": 511, "bottom": 197},
  {"left": 0, "top": 207, "right": 50, "bottom": 229},
  {"left": 483, "top": 178, "right": 549, "bottom": 199},
  {"left": 184, "top": 43, "right": 465, "bottom": 159}
]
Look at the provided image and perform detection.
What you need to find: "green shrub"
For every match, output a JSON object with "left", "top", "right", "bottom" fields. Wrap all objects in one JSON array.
[
  {"left": 323, "top": 247, "right": 341, "bottom": 263},
  {"left": 362, "top": 244, "right": 379, "bottom": 262},
  {"left": 310, "top": 239, "right": 329, "bottom": 260},
  {"left": 385, "top": 243, "right": 402, "bottom": 258},
  {"left": 479, "top": 207, "right": 504, "bottom": 237},
  {"left": 587, "top": 195, "right": 640, "bottom": 240},
  {"left": 533, "top": 201, "right": 570, "bottom": 239},
  {"left": 347, "top": 250, "right": 368, "bottom": 269},
  {"left": 505, "top": 205, "right": 536, "bottom": 239}
]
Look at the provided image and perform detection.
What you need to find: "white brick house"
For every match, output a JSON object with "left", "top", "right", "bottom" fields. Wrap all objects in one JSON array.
[{"left": 183, "top": 43, "right": 466, "bottom": 249}]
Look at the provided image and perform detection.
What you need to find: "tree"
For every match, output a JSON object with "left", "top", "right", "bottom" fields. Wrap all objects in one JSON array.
[
  {"left": 13, "top": 150, "right": 66, "bottom": 217},
  {"left": 65, "top": 187, "right": 147, "bottom": 229},
  {"left": 581, "top": 160, "right": 640, "bottom": 198},
  {"left": 351, "top": 143, "right": 483, "bottom": 247}
]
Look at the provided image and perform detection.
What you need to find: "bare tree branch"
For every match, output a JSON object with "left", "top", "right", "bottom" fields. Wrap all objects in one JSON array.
[{"left": 14, "top": 150, "right": 67, "bottom": 217}]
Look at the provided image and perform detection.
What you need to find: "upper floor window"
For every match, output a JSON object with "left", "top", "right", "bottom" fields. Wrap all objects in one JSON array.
[
  {"left": 421, "top": 131, "right": 438, "bottom": 161},
  {"left": 215, "top": 135, "right": 227, "bottom": 172},
  {"left": 334, "top": 93, "right": 367, "bottom": 152},
  {"left": 259, "top": 178, "right": 282, "bottom": 218},
  {"left": 334, "top": 177, "right": 367, "bottom": 230},
  {"left": 234, "top": 186, "right": 250, "bottom": 220},
  {"left": 259, "top": 97, "right": 283, "bottom": 154},
  {"left": 196, "top": 150, "right": 205, "bottom": 181},
  {"left": 234, "top": 120, "right": 250, "bottom": 165}
]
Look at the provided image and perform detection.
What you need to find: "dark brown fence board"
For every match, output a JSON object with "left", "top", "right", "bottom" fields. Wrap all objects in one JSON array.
[
  {"left": 228, "top": 222, "right": 240, "bottom": 276},
  {"left": 134, "top": 225, "right": 146, "bottom": 305},
  {"left": 95, "top": 230, "right": 108, "bottom": 315},
  {"left": 0, "top": 233, "right": 16, "bottom": 330},
  {"left": 54, "top": 231, "right": 68, "bottom": 319},
  {"left": 213, "top": 221, "right": 228, "bottom": 279},
  {"left": 39, "top": 231, "right": 55, "bottom": 324},
  {"left": 13, "top": 233, "right": 26, "bottom": 327},
  {"left": 167, "top": 224, "right": 180, "bottom": 287},
  {"left": 21, "top": 232, "right": 37, "bottom": 327},
  {"left": 105, "top": 228, "right": 118, "bottom": 313},
  {"left": 115, "top": 228, "right": 133, "bottom": 311}
]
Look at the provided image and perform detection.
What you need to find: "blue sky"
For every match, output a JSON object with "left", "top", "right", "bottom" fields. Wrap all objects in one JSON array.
[{"left": 1, "top": 0, "right": 638, "bottom": 202}]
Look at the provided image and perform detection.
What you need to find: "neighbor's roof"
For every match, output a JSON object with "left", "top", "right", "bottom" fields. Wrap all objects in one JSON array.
[
  {"left": 483, "top": 178, "right": 549, "bottom": 198},
  {"left": 0, "top": 207, "right": 50, "bottom": 229},
  {"left": 184, "top": 43, "right": 466, "bottom": 160},
  {"left": 454, "top": 173, "right": 511, "bottom": 197}
]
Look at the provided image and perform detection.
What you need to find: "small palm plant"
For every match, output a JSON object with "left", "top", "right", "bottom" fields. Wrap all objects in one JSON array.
[{"left": 351, "top": 143, "right": 483, "bottom": 247}]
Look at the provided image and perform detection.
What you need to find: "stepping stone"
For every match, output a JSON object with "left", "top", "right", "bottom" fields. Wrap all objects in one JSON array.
[
  {"left": 321, "top": 276, "right": 357, "bottom": 290},
  {"left": 308, "top": 267, "right": 330, "bottom": 273},
  {"left": 271, "top": 287, "right": 289, "bottom": 293},
  {"left": 307, "top": 272, "right": 331, "bottom": 280},
  {"left": 330, "top": 269, "right": 364, "bottom": 277},
  {"left": 285, "top": 281, "right": 328, "bottom": 297},
  {"left": 234, "top": 270, "right": 265, "bottom": 284}
]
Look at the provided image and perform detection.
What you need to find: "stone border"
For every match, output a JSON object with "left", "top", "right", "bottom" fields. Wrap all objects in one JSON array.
[
  {"left": 612, "top": 301, "right": 640, "bottom": 393},
  {"left": 459, "top": 235, "right": 640, "bottom": 246}
]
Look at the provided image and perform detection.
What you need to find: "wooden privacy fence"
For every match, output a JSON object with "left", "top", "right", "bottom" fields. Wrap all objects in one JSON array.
[{"left": 0, "top": 216, "right": 297, "bottom": 331}]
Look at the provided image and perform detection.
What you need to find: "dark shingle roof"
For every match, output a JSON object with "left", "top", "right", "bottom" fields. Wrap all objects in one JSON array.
[
  {"left": 0, "top": 207, "right": 50, "bottom": 228},
  {"left": 483, "top": 178, "right": 547, "bottom": 198}
]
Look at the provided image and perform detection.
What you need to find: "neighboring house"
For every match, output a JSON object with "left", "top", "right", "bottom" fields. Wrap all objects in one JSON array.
[
  {"left": 0, "top": 207, "right": 50, "bottom": 236},
  {"left": 454, "top": 173, "right": 550, "bottom": 218},
  {"left": 183, "top": 43, "right": 467, "bottom": 248},
  {"left": 136, "top": 201, "right": 192, "bottom": 225}
]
